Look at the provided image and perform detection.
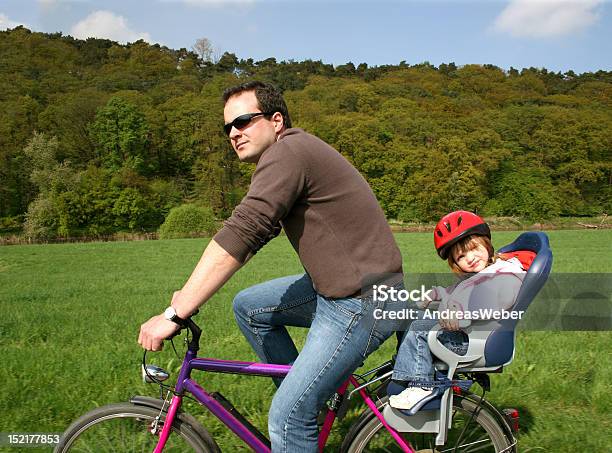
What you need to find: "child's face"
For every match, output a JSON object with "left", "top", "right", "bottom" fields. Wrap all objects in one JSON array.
[{"left": 451, "top": 241, "right": 489, "bottom": 273}]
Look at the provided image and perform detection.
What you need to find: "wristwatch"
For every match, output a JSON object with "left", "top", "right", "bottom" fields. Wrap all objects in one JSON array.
[{"left": 164, "top": 306, "right": 187, "bottom": 327}]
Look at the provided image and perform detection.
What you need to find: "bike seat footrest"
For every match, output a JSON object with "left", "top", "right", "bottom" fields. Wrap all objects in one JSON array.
[{"left": 386, "top": 378, "right": 473, "bottom": 416}]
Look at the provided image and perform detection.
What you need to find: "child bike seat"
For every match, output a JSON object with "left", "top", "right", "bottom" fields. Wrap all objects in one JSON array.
[
  {"left": 384, "top": 232, "right": 552, "bottom": 445},
  {"left": 429, "top": 231, "right": 553, "bottom": 373}
]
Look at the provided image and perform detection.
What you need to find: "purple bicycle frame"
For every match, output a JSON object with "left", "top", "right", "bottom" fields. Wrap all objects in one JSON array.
[{"left": 152, "top": 348, "right": 415, "bottom": 453}]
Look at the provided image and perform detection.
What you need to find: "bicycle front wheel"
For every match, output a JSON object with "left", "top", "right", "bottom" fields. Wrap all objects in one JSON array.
[
  {"left": 55, "top": 402, "right": 219, "bottom": 453},
  {"left": 342, "top": 394, "right": 516, "bottom": 453}
]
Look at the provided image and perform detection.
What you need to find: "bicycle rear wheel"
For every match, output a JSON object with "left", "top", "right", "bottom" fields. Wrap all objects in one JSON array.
[
  {"left": 342, "top": 394, "right": 516, "bottom": 452},
  {"left": 55, "top": 402, "right": 219, "bottom": 453}
]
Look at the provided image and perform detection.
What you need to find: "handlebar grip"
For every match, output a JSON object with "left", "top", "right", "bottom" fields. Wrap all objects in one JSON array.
[{"left": 164, "top": 309, "right": 199, "bottom": 341}]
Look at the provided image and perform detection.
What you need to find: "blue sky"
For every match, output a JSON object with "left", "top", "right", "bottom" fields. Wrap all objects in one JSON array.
[{"left": 1, "top": 1, "right": 610, "bottom": 73}]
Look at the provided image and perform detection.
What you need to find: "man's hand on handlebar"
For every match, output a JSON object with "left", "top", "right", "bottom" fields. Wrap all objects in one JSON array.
[{"left": 138, "top": 314, "right": 180, "bottom": 351}]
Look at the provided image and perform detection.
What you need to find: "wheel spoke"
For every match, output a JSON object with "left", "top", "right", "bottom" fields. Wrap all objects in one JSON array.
[
  {"left": 344, "top": 396, "right": 513, "bottom": 453},
  {"left": 56, "top": 404, "right": 215, "bottom": 452}
]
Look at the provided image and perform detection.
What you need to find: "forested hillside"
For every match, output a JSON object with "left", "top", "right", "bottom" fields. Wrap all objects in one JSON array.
[{"left": 1, "top": 27, "right": 610, "bottom": 239}]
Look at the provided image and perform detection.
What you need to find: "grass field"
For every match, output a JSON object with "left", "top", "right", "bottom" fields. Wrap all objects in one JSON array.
[{"left": 0, "top": 230, "right": 610, "bottom": 452}]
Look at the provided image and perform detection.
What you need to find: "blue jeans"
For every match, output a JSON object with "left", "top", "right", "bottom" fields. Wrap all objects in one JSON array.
[
  {"left": 233, "top": 273, "right": 402, "bottom": 453},
  {"left": 392, "top": 318, "right": 469, "bottom": 383}
]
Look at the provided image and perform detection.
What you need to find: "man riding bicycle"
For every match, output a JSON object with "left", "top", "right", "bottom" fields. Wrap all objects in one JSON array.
[{"left": 138, "top": 81, "right": 404, "bottom": 452}]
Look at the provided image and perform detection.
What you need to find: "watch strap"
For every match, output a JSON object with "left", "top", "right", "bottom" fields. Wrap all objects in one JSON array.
[{"left": 165, "top": 306, "right": 187, "bottom": 327}]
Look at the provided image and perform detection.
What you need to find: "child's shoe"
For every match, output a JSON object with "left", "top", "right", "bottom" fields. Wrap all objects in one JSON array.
[{"left": 389, "top": 386, "right": 434, "bottom": 410}]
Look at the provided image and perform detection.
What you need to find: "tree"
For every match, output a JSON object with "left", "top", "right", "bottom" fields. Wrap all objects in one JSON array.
[
  {"left": 490, "top": 166, "right": 561, "bottom": 221},
  {"left": 0, "top": 27, "right": 610, "bottom": 236},
  {"left": 89, "top": 97, "right": 150, "bottom": 173},
  {"left": 158, "top": 204, "right": 217, "bottom": 239},
  {"left": 0, "top": 95, "right": 41, "bottom": 216},
  {"left": 23, "top": 132, "right": 60, "bottom": 193},
  {"left": 22, "top": 132, "right": 79, "bottom": 238},
  {"left": 192, "top": 37, "right": 214, "bottom": 63},
  {"left": 37, "top": 88, "right": 108, "bottom": 165},
  {"left": 217, "top": 52, "right": 239, "bottom": 73}
]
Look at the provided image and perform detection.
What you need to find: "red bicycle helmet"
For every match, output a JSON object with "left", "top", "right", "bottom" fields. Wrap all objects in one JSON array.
[{"left": 434, "top": 211, "right": 490, "bottom": 259}]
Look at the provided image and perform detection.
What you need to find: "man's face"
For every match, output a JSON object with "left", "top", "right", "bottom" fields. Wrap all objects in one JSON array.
[{"left": 223, "top": 91, "right": 281, "bottom": 163}]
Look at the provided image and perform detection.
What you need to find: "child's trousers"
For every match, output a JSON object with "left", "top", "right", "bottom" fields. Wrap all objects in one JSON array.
[{"left": 392, "top": 318, "right": 469, "bottom": 384}]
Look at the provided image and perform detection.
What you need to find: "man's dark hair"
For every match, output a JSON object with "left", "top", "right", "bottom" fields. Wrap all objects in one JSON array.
[{"left": 222, "top": 81, "right": 292, "bottom": 129}]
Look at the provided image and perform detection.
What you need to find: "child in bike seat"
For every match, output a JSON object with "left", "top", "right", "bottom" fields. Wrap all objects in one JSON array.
[{"left": 389, "top": 210, "right": 526, "bottom": 411}]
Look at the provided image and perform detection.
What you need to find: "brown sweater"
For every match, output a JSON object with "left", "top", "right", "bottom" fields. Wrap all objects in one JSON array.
[{"left": 213, "top": 128, "right": 403, "bottom": 298}]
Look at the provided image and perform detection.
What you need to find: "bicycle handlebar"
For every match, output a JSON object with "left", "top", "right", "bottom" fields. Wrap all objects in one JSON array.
[
  {"left": 185, "top": 316, "right": 202, "bottom": 352},
  {"left": 165, "top": 311, "right": 202, "bottom": 353}
]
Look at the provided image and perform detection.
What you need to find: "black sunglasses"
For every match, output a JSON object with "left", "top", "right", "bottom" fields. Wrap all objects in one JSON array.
[{"left": 224, "top": 112, "right": 273, "bottom": 136}]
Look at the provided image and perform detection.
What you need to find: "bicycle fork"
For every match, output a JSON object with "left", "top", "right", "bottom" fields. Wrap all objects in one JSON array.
[{"left": 153, "top": 394, "right": 183, "bottom": 453}]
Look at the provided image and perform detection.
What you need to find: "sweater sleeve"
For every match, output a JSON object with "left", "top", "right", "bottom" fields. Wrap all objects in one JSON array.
[
  {"left": 213, "top": 143, "right": 306, "bottom": 263},
  {"left": 468, "top": 274, "right": 523, "bottom": 312}
]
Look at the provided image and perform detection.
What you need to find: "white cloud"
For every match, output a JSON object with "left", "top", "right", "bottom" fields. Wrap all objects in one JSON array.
[
  {"left": 493, "top": 0, "right": 603, "bottom": 38},
  {"left": 70, "top": 10, "right": 152, "bottom": 43},
  {"left": 0, "top": 13, "right": 28, "bottom": 30}
]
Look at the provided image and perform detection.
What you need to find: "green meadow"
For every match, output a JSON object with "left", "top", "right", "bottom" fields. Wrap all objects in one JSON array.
[{"left": 0, "top": 230, "right": 610, "bottom": 452}]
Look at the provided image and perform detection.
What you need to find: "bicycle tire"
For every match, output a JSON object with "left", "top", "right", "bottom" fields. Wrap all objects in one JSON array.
[
  {"left": 55, "top": 402, "right": 220, "bottom": 453},
  {"left": 342, "top": 393, "right": 516, "bottom": 453}
]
